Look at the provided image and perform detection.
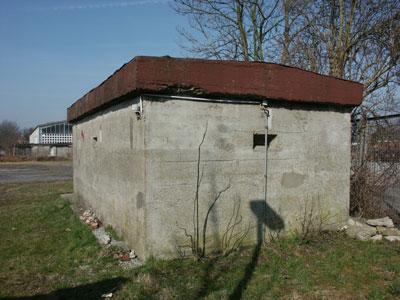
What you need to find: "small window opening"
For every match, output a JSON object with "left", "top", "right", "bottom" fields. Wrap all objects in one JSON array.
[
  {"left": 253, "top": 133, "right": 265, "bottom": 148},
  {"left": 253, "top": 133, "right": 277, "bottom": 148}
]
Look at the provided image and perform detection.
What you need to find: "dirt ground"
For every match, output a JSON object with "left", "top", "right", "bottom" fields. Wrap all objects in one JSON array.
[{"left": 0, "top": 161, "right": 72, "bottom": 183}]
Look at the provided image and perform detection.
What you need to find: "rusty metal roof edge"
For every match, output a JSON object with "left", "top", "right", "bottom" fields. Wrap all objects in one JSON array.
[{"left": 67, "top": 56, "right": 363, "bottom": 122}]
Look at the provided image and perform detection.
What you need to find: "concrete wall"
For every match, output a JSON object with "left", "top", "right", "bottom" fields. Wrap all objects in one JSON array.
[
  {"left": 143, "top": 98, "right": 350, "bottom": 259},
  {"left": 73, "top": 96, "right": 351, "bottom": 260},
  {"left": 73, "top": 98, "right": 147, "bottom": 257},
  {"left": 30, "top": 144, "right": 72, "bottom": 157}
]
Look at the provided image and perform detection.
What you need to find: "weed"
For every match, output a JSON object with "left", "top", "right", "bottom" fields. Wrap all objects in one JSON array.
[
  {"left": 176, "top": 123, "right": 248, "bottom": 260},
  {"left": 290, "top": 197, "right": 336, "bottom": 244},
  {"left": 104, "top": 224, "right": 123, "bottom": 241}
]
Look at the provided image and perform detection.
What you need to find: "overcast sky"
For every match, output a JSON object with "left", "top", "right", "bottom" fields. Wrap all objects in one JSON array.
[{"left": 0, "top": 0, "right": 187, "bottom": 128}]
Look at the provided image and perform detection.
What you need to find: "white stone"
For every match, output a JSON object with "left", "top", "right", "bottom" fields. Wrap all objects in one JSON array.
[
  {"left": 366, "top": 217, "right": 394, "bottom": 228},
  {"left": 129, "top": 250, "right": 136, "bottom": 259},
  {"left": 384, "top": 236, "right": 400, "bottom": 242},
  {"left": 99, "top": 234, "right": 111, "bottom": 245},
  {"left": 370, "top": 234, "right": 383, "bottom": 241},
  {"left": 101, "top": 292, "right": 113, "bottom": 298},
  {"left": 348, "top": 218, "right": 366, "bottom": 227},
  {"left": 83, "top": 210, "right": 93, "bottom": 217}
]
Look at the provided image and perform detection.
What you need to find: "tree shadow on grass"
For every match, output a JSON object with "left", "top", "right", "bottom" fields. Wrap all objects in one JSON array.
[
  {"left": 193, "top": 200, "right": 284, "bottom": 300},
  {"left": 1, "top": 277, "right": 128, "bottom": 300},
  {"left": 228, "top": 200, "right": 284, "bottom": 300},
  {"left": 196, "top": 257, "right": 219, "bottom": 299}
]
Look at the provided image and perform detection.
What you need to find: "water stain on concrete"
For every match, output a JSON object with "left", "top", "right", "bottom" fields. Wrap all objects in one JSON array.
[
  {"left": 214, "top": 138, "right": 234, "bottom": 152},
  {"left": 281, "top": 172, "right": 305, "bottom": 189},
  {"left": 136, "top": 192, "right": 144, "bottom": 209},
  {"left": 217, "top": 124, "right": 228, "bottom": 133}
]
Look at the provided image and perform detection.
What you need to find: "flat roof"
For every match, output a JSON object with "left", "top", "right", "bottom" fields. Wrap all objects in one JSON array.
[
  {"left": 32, "top": 120, "right": 71, "bottom": 132},
  {"left": 67, "top": 56, "right": 363, "bottom": 122}
]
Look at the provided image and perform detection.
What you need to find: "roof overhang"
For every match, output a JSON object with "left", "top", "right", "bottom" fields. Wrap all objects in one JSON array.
[{"left": 67, "top": 56, "right": 363, "bottom": 122}]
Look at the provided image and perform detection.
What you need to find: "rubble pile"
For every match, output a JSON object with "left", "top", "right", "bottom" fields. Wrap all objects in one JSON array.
[
  {"left": 79, "top": 209, "right": 102, "bottom": 229},
  {"left": 77, "top": 209, "right": 142, "bottom": 268},
  {"left": 344, "top": 216, "right": 400, "bottom": 242}
]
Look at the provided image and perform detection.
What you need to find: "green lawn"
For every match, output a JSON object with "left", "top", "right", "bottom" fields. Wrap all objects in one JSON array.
[{"left": 0, "top": 181, "right": 400, "bottom": 299}]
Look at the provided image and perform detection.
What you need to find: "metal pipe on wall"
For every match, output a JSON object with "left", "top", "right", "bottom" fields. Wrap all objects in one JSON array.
[{"left": 261, "top": 101, "right": 270, "bottom": 244}]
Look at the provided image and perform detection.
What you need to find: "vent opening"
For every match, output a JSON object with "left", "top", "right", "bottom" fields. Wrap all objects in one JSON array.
[{"left": 253, "top": 133, "right": 277, "bottom": 148}]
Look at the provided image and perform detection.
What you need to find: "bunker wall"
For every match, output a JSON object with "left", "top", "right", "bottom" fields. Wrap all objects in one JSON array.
[
  {"left": 73, "top": 99, "right": 147, "bottom": 257},
  {"left": 143, "top": 98, "right": 351, "bottom": 259}
]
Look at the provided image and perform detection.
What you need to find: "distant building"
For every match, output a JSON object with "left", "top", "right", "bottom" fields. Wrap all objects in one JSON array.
[
  {"left": 29, "top": 121, "right": 73, "bottom": 144},
  {"left": 19, "top": 121, "right": 74, "bottom": 158}
]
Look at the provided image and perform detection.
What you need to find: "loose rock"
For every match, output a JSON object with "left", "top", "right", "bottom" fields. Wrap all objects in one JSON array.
[
  {"left": 119, "top": 258, "right": 143, "bottom": 270},
  {"left": 129, "top": 250, "right": 137, "bottom": 259},
  {"left": 346, "top": 223, "right": 377, "bottom": 241},
  {"left": 89, "top": 222, "right": 99, "bottom": 229},
  {"left": 119, "top": 254, "right": 131, "bottom": 261},
  {"left": 348, "top": 218, "right": 356, "bottom": 226},
  {"left": 376, "top": 226, "right": 400, "bottom": 236},
  {"left": 78, "top": 209, "right": 143, "bottom": 267},
  {"left": 101, "top": 292, "right": 113, "bottom": 298},
  {"left": 348, "top": 218, "right": 366, "bottom": 227},
  {"left": 99, "top": 233, "right": 111, "bottom": 245},
  {"left": 366, "top": 217, "right": 394, "bottom": 228},
  {"left": 83, "top": 210, "right": 93, "bottom": 218},
  {"left": 370, "top": 234, "right": 383, "bottom": 242},
  {"left": 384, "top": 236, "right": 400, "bottom": 242}
]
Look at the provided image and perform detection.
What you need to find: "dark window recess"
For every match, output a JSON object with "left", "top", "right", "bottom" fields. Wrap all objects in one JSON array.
[{"left": 253, "top": 134, "right": 277, "bottom": 148}]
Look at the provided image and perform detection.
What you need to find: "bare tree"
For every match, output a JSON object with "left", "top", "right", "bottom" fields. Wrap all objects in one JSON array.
[
  {"left": 0, "top": 120, "right": 21, "bottom": 154},
  {"left": 172, "top": 0, "right": 283, "bottom": 61},
  {"left": 278, "top": 0, "right": 314, "bottom": 65},
  {"left": 22, "top": 127, "right": 34, "bottom": 143},
  {"left": 172, "top": 0, "right": 400, "bottom": 115},
  {"left": 287, "top": 0, "right": 400, "bottom": 114}
]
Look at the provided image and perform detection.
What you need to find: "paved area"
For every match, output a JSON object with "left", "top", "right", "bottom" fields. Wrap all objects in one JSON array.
[{"left": 0, "top": 162, "right": 72, "bottom": 183}]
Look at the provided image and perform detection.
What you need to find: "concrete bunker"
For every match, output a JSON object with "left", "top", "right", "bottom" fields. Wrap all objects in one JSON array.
[{"left": 68, "top": 56, "right": 363, "bottom": 260}]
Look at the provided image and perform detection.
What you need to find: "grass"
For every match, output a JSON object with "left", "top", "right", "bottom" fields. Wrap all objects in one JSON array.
[
  {"left": 105, "top": 225, "right": 123, "bottom": 241},
  {"left": 1, "top": 181, "right": 400, "bottom": 299}
]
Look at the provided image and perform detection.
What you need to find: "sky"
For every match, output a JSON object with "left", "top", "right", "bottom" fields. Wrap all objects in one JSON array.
[{"left": 0, "top": 0, "right": 188, "bottom": 128}]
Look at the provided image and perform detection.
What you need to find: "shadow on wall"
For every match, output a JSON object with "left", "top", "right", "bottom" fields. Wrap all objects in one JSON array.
[
  {"left": 2, "top": 278, "right": 128, "bottom": 300},
  {"left": 250, "top": 200, "right": 285, "bottom": 242},
  {"left": 228, "top": 200, "right": 284, "bottom": 300}
]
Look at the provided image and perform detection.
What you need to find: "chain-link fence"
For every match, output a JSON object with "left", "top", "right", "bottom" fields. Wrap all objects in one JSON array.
[{"left": 351, "top": 113, "right": 400, "bottom": 227}]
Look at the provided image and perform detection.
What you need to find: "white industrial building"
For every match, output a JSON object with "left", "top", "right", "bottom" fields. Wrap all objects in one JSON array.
[{"left": 29, "top": 121, "right": 73, "bottom": 144}]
